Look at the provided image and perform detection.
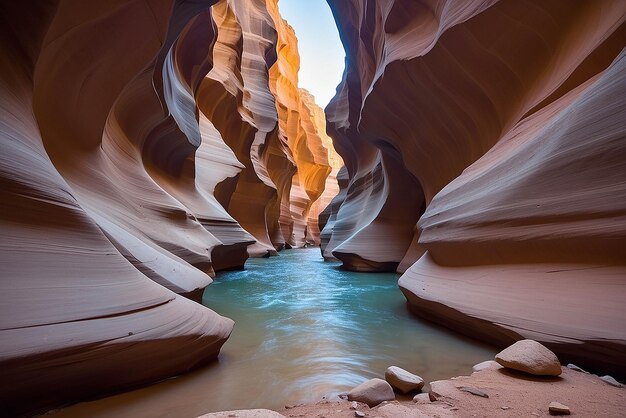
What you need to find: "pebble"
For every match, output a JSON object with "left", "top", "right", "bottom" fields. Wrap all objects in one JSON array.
[
  {"left": 501, "top": 406, "right": 510, "bottom": 410},
  {"left": 600, "top": 375, "right": 623, "bottom": 387},
  {"left": 413, "top": 393, "right": 431, "bottom": 403},
  {"left": 350, "top": 401, "right": 358, "bottom": 410},
  {"left": 548, "top": 401, "right": 571, "bottom": 415},
  {"left": 566, "top": 363, "right": 588, "bottom": 373},
  {"left": 458, "top": 386, "right": 489, "bottom": 398},
  {"left": 354, "top": 412, "right": 365, "bottom": 418},
  {"left": 472, "top": 360, "right": 500, "bottom": 372}
]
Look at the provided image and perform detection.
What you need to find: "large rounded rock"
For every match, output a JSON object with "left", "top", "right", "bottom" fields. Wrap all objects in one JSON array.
[
  {"left": 384, "top": 366, "right": 424, "bottom": 393},
  {"left": 347, "top": 378, "right": 395, "bottom": 407},
  {"left": 495, "top": 340, "right": 562, "bottom": 376}
]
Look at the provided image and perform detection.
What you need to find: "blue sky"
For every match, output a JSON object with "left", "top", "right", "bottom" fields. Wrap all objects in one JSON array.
[{"left": 278, "top": 0, "right": 345, "bottom": 108}]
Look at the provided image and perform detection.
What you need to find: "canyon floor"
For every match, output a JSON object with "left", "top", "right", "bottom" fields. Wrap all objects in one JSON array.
[{"left": 201, "top": 366, "right": 625, "bottom": 418}]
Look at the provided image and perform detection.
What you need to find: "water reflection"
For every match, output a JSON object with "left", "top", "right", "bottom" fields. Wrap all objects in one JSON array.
[{"left": 54, "top": 248, "right": 496, "bottom": 418}]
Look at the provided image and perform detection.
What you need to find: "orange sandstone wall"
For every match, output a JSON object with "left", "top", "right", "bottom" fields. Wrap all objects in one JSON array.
[
  {"left": 323, "top": 0, "right": 626, "bottom": 375},
  {"left": 267, "top": 2, "right": 338, "bottom": 248}
]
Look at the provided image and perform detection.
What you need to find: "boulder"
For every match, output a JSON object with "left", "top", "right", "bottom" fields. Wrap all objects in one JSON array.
[
  {"left": 495, "top": 340, "right": 562, "bottom": 376},
  {"left": 384, "top": 366, "right": 424, "bottom": 393},
  {"left": 347, "top": 378, "right": 395, "bottom": 407}
]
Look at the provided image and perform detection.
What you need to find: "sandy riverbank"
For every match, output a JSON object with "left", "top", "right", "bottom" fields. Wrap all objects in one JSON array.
[{"left": 200, "top": 363, "right": 625, "bottom": 418}]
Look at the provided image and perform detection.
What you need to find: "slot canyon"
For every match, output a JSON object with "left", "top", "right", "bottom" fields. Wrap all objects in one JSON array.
[{"left": 0, "top": 0, "right": 625, "bottom": 417}]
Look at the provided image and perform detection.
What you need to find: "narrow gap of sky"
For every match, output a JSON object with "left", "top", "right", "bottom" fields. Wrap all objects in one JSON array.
[{"left": 278, "top": 0, "right": 345, "bottom": 108}]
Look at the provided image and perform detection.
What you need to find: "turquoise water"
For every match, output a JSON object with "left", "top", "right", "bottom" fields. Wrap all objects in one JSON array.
[{"left": 54, "top": 247, "right": 496, "bottom": 418}]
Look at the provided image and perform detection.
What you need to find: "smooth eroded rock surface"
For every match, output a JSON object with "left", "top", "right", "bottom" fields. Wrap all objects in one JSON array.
[
  {"left": 0, "top": 0, "right": 339, "bottom": 415},
  {"left": 325, "top": 0, "right": 626, "bottom": 377}
]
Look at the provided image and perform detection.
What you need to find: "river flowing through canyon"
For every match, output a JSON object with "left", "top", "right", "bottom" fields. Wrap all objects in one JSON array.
[{"left": 53, "top": 248, "right": 495, "bottom": 417}]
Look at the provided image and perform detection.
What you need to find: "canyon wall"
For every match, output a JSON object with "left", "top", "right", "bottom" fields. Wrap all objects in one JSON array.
[
  {"left": 323, "top": 0, "right": 626, "bottom": 376},
  {"left": 0, "top": 0, "right": 335, "bottom": 414}
]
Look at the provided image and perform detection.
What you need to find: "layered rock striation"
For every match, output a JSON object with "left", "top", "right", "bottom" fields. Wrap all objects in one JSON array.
[
  {"left": 323, "top": 0, "right": 626, "bottom": 376},
  {"left": 0, "top": 0, "right": 336, "bottom": 414}
]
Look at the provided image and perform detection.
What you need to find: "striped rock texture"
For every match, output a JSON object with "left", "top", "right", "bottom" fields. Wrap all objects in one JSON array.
[
  {"left": 322, "top": 0, "right": 626, "bottom": 376},
  {"left": 0, "top": 0, "right": 336, "bottom": 414}
]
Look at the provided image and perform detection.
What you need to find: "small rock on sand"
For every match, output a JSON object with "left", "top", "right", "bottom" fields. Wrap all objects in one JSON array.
[
  {"left": 354, "top": 412, "right": 365, "bottom": 418},
  {"left": 566, "top": 363, "right": 587, "bottom": 373},
  {"left": 347, "top": 378, "right": 395, "bottom": 407},
  {"left": 350, "top": 401, "right": 358, "bottom": 410},
  {"left": 548, "top": 402, "right": 571, "bottom": 415},
  {"left": 472, "top": 360, "right": 500, "bottom": 373},
  {"left": 384, "top": 366, "right": 424, "bottom": 394},
  {"left": 458, "top": 386, "right": 489, "bottom": 398},
  {"left": 600, "top": 375, "right": 623, "bottom": 387},
  {"left": 413, "top": 393, "right": 431, "bottom": 403},
  {"left": 495, "top": 340, "right": 562, "bottom": 376}
]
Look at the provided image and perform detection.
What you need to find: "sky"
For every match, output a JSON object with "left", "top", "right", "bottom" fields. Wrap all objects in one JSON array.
[{"left": 278, "top": 0, "right": 345, "bottom": 108}]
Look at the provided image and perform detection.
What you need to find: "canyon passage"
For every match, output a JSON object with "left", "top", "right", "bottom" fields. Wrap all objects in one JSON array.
[
  {"left": 0, "top": 0, "right": 625, "bottom": 416},
  {"left": 53, "top": 247, "right": 495, "bottom": 417}
]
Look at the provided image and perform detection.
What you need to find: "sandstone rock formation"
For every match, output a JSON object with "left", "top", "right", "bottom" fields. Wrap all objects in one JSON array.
[
  {"left": 0, "top": 0, "right": 337, "bottom": 414},
  {"left": 199, "top": 0, "right": 336, "bottom": 256},
  {"left": 322, "top": 0, "right": 626, "bottom": 376}
]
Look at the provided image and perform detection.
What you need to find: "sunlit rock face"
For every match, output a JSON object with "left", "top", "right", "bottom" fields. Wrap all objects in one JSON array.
[
  {"left": 267, "top": 2, "right": 339, "bottom": 249},
  {"left": 0, "top": 0, "right": 335, "bottom": 414},
  {"left": 324, "top": 0, "right": 626, "bottom": 375},
  {"left": 198, "top": 0, "right": 336, "bottom": 255}
]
